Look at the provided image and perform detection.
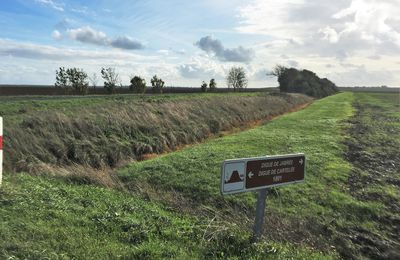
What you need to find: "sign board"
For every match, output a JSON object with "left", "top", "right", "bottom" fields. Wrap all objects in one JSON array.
[{"left": 221, "top": 153, "right": 305, "bottom": 195}]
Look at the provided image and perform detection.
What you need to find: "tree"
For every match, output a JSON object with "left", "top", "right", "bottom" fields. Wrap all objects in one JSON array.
[
  {"left": 269, "top": 65, "right": 338, "bottom": 98},
  {"left": 55, "top": 67, "right": 68, "bottom": 89},
  {"left": 130, "top": 76, "right": 147, "bottom": 93},
  {"left": 66, "top": 68, "right": 89, "bottom": 95},
  {"left": 101, "top": 67, "right": 120, "bottom": 94},
  {"left": 151, "top": 75, "right": 165, "bottom": 93},
  {"left": 55, "top": 67, "right": 88, "bottom": 95},
  {"left": 89, "top": 73, "right": 99, "bottom": 89},
  {"left": 269, "top": 65, "right": 287, "bottom": 78},
  {"left": 201, "top": 81, "right": 208, "bottom": 92},
  {"left": 209, "top": 78, "right": 217, "bottom": 91},
  {"left": 226, "top": 67, "right": 248, "bottom": 91}
]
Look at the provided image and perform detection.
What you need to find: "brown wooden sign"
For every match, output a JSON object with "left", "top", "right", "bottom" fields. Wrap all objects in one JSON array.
[{"left": 221, "top": 154, "right": 305, "bottom": 195}]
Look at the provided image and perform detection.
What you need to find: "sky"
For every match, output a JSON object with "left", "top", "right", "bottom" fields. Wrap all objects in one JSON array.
[{"left": 0, "top": 0, "right": 400, "bottom": 87}]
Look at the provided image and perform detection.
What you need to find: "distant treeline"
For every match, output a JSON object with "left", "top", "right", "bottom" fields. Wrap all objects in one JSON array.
[{"left": 0, "top": 85, "right": 277, "bottom": 96}]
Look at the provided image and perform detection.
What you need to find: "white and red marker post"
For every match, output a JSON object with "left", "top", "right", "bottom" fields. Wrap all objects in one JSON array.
[{"left": 0, "top": 116, "right": 2, "bottom": 185}]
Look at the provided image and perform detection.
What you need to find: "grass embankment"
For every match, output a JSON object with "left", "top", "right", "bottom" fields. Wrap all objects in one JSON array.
[
  {"left": 1, "top": 92, "right": 397, "bottom": 258},
  {"left": 1, "top": 92, "right": 311, "bottom": 173}
]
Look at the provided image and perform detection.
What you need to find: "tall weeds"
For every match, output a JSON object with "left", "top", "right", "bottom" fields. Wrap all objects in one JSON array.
[{"left": 4, "top": 93, "right": 311, "bottom": 172}]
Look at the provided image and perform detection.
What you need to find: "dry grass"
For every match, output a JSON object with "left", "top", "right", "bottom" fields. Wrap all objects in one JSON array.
[{"left": 3, "top": 93, "right": 312, "bottom": 174}]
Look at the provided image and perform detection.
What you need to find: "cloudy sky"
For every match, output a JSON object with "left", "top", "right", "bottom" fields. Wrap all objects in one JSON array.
[{"left": 1, "top": 0, "right": 400, "bottom": 87}]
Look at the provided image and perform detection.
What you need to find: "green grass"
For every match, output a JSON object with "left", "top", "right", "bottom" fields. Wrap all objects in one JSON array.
[
  {"left": 1, "top": 91, "right": 398, "bottom": 258},
  {"left": 119, "top": 92, "right": 357, "bottom": 215},
  {"left": 341, "top": 92, "right": 400, "bottom": 258},
  {"left": 0, "top": 174, "right": 327, "bottom": 259},
  {"left": 0, "top": 92, "right": 262, "bottom": 119},
  {"left": 119, "top": 92, "right": 398, "bottom": 258}
]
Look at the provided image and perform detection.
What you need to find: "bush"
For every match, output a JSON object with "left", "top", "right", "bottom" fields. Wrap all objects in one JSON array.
[{"left": 130, "top": 76, "right": 147, "bottom": 93}]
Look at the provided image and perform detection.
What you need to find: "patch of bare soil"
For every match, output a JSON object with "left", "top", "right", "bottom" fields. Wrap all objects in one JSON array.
[{"left": 343, "top": 101, "right": 400, "bottom": 259}]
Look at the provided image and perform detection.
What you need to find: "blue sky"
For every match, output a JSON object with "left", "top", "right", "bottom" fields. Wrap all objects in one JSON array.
[{"left": 1, "top": 0, "right": 400, "bottom": 87}]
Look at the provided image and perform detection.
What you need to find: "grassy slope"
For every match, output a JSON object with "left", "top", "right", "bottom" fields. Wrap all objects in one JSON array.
[{"left": 1, "top": 92, "right": 311, "bottom": 172}]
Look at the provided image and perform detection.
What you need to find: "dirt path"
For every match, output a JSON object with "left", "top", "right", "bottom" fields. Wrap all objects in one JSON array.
[{"left": 343, "top": 94, "right": 400, "bottom": 259}]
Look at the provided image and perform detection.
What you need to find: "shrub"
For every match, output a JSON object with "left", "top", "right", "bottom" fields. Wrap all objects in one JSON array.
[{"left": 130, "top": 76, "right": 147, "bottom": 94}]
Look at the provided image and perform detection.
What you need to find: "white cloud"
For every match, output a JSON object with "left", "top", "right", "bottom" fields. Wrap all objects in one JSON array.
[
  {"left": 178, "top": 56, "right": 225, "bottom": 79},
  {"left": 235, "top": 0, "right": 400, "bottom": 86},
  {"left": 67, "top": 26, "right": 145, "bottom": 50},
  {"left": 0, "top": 39, "right": 177, "bottom": 85},
  {"left": 195, "top": 36, "right": 254, "bottom": 63},
  {"left": 319, "top": 26, "right": 339, "bottom": 43},
  {"left": 35, "top": 0, "right": 64, "bottom": 11},
  {"left": 236, "top": 0, "right": 306, "bottom": 38},
  {"left": 327, "top": 66, "right": 399, "bottom": 86},
  {"left": 110, "top": 36, "right": 145, "bottom": 50},
  {"left": 68, "top": 26, "right": 109, "bottom": 46},
  {"left": 237, "top": 0, "right": 400, "bottom": 54},
  {"left": 51, "top": 30, "right": 62, "bottom": 40},
  {"left": 0, "top": 39, "right": 150, "bottom": 61}
]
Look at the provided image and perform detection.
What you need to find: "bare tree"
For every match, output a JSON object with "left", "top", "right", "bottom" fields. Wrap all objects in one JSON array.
[
  {"left": 89, "top": 73, "right": 99, "bottom": 89},
  {"left": 226, "top": 67, "right": 248, "bottom": 91}
]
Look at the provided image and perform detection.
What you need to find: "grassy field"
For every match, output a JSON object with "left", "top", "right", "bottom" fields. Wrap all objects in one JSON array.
[{"left": 0, "top": 91, "right": 399, "bottom": 258}]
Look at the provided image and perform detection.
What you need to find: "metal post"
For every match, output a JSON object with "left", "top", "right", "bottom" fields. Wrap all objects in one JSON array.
[{"left": 252, "top": 188, "right": 268, "bottom": 242}]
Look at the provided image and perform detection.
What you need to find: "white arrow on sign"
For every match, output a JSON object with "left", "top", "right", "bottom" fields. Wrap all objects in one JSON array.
[
  {"left": 248, "top": 171, "right": 254, "bottom": 178},
  {"left": 299, "top": 159, "right": 303, "bottom": 165}
]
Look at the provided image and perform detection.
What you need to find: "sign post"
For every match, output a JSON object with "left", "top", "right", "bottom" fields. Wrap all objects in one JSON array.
[
  {"left": 220, "top": 153, "right": 305, "bottom": 242},
  {"left": 252, "top": 188, "right": 268, "bottom": 242}
]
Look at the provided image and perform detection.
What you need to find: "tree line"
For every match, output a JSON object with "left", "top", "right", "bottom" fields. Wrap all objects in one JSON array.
[
  {"left": 54, "top": 66, "right": 249, "bottom": 95},
  {"left": 55, "top": 66, "right": 169, "bottom": 95},
  {"left": 54, "top": 65, "right": 338, "bottom": 98},
  {"left": 269, "top": 65, "right": 338, "bottom": 98}
]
